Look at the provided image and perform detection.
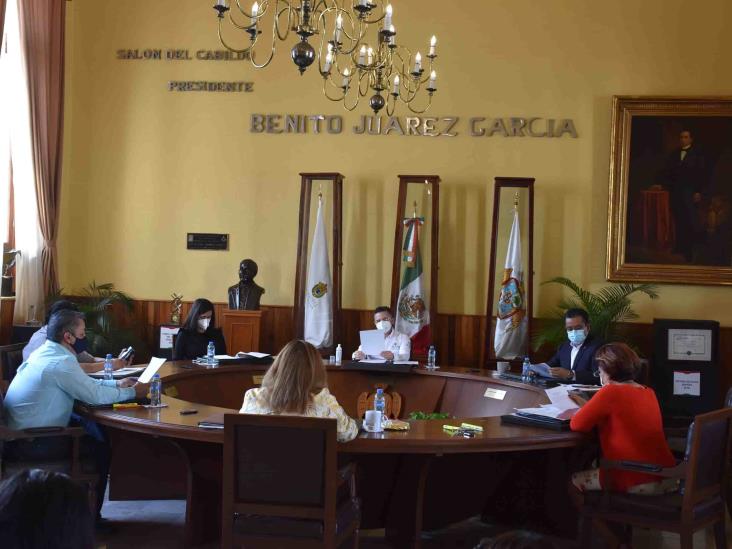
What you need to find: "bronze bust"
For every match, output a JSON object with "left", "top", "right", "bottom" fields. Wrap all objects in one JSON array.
[{"left": 228, "top": 259, "right": 265, "bottom": 310}]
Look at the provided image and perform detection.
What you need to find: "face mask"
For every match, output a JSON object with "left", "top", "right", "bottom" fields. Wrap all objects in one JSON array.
[
  {"left": 376, "top": 320, "right": 392, "bottom": 333},
  {"left": 198, "top": 318, "right": 211, "bottom": 331},
  {"left": 567, "top": 329, "right": 587, "bottom": 346},
  {"left": 71, "top": 336, "right": 88, "bottom": 354}
]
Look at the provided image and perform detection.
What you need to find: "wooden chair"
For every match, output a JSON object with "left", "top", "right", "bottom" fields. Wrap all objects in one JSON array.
[
  {"left": 222, "top": 414, "right": 360, "bottom": 549},
  {"left": 0, "top": 342, "right": 25, "bottom": 386},
  {"left": 356, "top": 385, "right": 402, "bottom": 419},
  {"left": 574, "top": 407, "right": 732, "bottom": 549},
  {"left": 0, "top": 389, "right": 98, "bottom": 512}
]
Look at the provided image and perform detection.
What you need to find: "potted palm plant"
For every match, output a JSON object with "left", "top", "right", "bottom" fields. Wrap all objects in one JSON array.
[{"left": 533, "top": 277, "right": 659, "bottom": 352}]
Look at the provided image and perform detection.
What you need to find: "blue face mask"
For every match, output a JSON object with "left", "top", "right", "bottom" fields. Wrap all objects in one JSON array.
[
  {"left": 567, "top": 329, "right": 587, "bottom": 346},
  {"left": 71, "top": 335, "right": 88, "bottom": 355}
]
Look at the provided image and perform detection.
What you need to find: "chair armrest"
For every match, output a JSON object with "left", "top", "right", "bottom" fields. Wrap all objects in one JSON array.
[
  {"left": 0, "top": 425, "right": 86, "bottom": 442},
  {"left": 600, "top": 458, "right": 686, "bottom": 479}
]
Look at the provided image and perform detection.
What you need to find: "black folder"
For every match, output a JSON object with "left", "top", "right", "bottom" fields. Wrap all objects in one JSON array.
[{"left": 500, "top": 413, "right": 571, "bottom": 431}]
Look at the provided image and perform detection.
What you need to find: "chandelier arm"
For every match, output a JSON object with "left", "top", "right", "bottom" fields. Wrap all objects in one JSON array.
[
  {"left": 342, "top": 88, "right": 361, "bottom": 111},
  {"left": 321, "top": 78, "right": 346, "bottom": 102},
  {"left": 227, "top": 9, "right": 258, "bottom": 30},
  {"left": 404, "top": 93, "right": 434, "bottom": 115},
  {"left": 274, "top": 2, "right": 294, "bottom": 41},
  {"left": 385, "top": 94, "right": 396, "bottom": 117},
  {"left": 249, "top": 43, "right": 277, "bottom": 68},
  {"left": 218, "top": 20, "right": 257, "bottom": 54},
  {"left": 357, "top": 71, "right": 370, "bottom": 97},
  {"left": 337, "top": 13, "right": 366, "bottom": 52}
]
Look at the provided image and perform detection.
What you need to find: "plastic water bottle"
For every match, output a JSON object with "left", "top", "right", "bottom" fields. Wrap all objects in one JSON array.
[
  {"left": 150, "top": 374, "right": 161, "bottom": 407},
  {"left": 374, "top": 388, "right": 386, "bottom": 421},
  {"left": 522, "top": 356, "right": 531, "bottom": 382},
  {"left": 206, "top": 341, "right": 217, "bottom": 366},
  {"left": 104, "top": 354, "right": 114, "bottom": 381},
  {"left": 427, "top": 345, "right": 437, "bottom": 369},
  {"left": 335, "top": 344, "right": 343, "bottom": 366}
]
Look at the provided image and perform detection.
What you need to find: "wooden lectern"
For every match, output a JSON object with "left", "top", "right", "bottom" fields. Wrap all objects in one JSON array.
[{"left": 221, "top": 309, "right": 262, "bottom": 353}]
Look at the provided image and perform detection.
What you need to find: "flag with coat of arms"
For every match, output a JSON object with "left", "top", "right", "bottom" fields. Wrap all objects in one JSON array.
[
  {"left": 493, "top": 208, "right": 528, "bottom": 359},
  {"left": 304, "top": 197, "right": 332, "bottom": 348},
  {"left": 395, "top": 216, "right": 431, "bottom": 355}
]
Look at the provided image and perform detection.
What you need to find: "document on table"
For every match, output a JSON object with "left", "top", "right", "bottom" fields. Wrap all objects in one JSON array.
[
  {"left": 544, "top": 385, "right": 580, "bottom": 411},
  {"left": 515, "top": 405, "right": 577, "bottom": 421},
  {"left": 89, "top": 367, "right": 145, "bottom": 379},
  {"left": 138, "top": 357, "right": 167, "bottom": 383},
  {"left": 360, "top": 358, "right": 387, "bottom": 364},
  {"left": 214, "top": 352, "right": 271, "bottom": 359},
  {"left": 359, "top": 329, "right": 384, "bottom": 357},
  {"left": 528, "top": 362, "right": 554, "bottom": 378}
]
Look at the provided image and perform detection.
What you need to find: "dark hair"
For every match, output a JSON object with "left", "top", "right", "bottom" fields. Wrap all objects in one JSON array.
[
  {"left": 182, "top": 298, "right": 216, "bottom": 332},
  {"left": 47, "top": 310, "right": 85, "bottom": 343},
  {"left": 564, "top": 308, "right": 589, "bottom": 325},
  {"left": 595, "top": 342, "right": 640, "bottom": 382},
  {"left": 477, "top": 530, "right": 557, "bottom": 549},
  {"left": 0, "top": 469, "right": 95, "bottom": 549},
  {"left": 680, "top": 128, "right": 693, "bottom": 138},
  {"left": 374, "top": 306, "right": 392, "bottom": 316},
  {"left": 45, "top": 300, "right": 79, "bottom": 323}
]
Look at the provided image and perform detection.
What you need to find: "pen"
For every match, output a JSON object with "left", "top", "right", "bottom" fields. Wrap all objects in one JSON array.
[{"left": 113, "top": 403, "right": 140, "bottom": 409}]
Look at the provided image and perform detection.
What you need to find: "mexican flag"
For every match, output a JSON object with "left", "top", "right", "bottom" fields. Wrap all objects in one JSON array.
[
  {"left": 493, "top": 209, "right": 528, "bottom": 359},
  {"left": 303, "top": 198, "right": 332, "bottom": 348},
  {"left": 395, "top": 217, "right": 430, "bottom": 355}
]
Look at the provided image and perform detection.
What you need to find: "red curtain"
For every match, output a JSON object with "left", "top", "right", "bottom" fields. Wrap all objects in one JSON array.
[{"left": 17, "top": 0, "right": 65, "bottom": 295}]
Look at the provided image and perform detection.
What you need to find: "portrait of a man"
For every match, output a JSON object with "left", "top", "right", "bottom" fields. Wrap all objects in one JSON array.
[{"left": 623, "top": 116, "right": 732, "bottom": 268}]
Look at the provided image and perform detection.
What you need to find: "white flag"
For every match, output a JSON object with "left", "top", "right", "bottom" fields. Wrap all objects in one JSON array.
[
  {"left": 304, "top": 198, "right": 333, "bottom": 348},
  {"left": 493, "top": 210, "right": 528, "bottom": 359}
]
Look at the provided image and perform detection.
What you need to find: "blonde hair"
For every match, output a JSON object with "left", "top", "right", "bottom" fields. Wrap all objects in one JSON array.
[{"left": 261, "top": 340, "right": 327, "bottom": 414}]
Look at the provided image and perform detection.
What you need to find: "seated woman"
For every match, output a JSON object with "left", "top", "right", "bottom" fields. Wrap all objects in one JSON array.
[
  {"left": 240, "top": 339, "right": 359, "bottom": 442},
  {"left": 569, "top": 342, "right": 677, "bottom": 495},
  {"left": 172, "top": 298, "right": 227, "bottom": 360}
]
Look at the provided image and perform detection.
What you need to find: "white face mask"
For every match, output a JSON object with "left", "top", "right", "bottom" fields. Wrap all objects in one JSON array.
[
  {"left": 198, "top": 317, "right": 211, "bottom": 331},
  {"left": 375, "top": 320, "right": 392, "bottom": 333}
]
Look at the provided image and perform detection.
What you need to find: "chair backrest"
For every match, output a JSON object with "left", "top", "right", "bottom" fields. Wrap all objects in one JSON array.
[
  {"left": 682, "top": 407, "right": 732, "bottom": 513},
  {"left": 725, "top": 387, "right": 732, "bottom": 409},
  {"left": 0, "top": 343, "right": 26, "bottom": 384},
  {"left": 223, "top": 413, "right": 337, "bottom": 520}
]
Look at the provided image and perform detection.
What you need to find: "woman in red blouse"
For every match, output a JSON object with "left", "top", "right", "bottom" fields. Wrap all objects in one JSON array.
[{"left": 569, "top": 342, "right": 677, "bottom": 494}]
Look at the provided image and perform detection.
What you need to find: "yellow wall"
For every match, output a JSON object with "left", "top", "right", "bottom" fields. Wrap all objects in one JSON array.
[{"left": 60, "top": 0, "right": 732, "bottom": 322}]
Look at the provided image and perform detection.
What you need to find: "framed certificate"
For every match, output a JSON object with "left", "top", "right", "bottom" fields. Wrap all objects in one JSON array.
[{"left": 667, "top": 329, "right": 712, "bottom": 362}]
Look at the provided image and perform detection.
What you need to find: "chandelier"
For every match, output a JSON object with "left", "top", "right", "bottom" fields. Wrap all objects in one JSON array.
[{"left": 213, "top": 0, "right": 439, "bottom": 115}]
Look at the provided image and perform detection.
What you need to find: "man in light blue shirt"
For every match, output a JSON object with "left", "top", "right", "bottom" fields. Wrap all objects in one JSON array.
[{"left": 4, "top": 310, "right": 149, "bottom": 519}]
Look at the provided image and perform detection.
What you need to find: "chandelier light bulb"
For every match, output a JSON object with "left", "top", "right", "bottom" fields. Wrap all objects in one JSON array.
[
  {"left": 430, "top": 35, "right": 437, "bottom": 56},
  {"left": 414, "top": 52, "right": 422, "bottom": 73},
  {"left": 392, "top": 74, "right": 400, "bottom": 94},
  {"left": 334, "top": 13, "right": 343, "bottom": 42},
  {"left": 217, "top": 0, "right": 227, "bottom": 7},
  {"left": 429, "top": 70, "right": 437, "bottom": 90},
  {"left": 342, "top": 68, "right": 350, "bottom": 88},
  {"left": 324, "top": 51, "right": 333, "bottom": 73},
  {"left": 384, "top": 4, "right": 393, "bottom": 30},
  {"left": 367, "top": 46, "right": 374, "bottom": 65},
  {"left": 251, "top": 1, "right": 259, "bottom": 19},
  {"left": 358, "top": 45, "right": 366, "bottom": 65}
]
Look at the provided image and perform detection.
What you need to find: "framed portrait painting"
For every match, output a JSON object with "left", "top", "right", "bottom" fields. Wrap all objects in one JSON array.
[{"left": 607, "top": 96, "right": 732, "bottom": 285}]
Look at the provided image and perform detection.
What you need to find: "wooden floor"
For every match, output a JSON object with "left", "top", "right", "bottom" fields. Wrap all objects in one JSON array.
[{"left": 95, "top": 493, "right": 731, "bottom": 549}]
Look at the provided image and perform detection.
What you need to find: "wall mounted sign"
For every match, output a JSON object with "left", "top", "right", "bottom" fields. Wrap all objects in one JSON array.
[
  {"left": 250, "top": 113, "right": 578, "bottom": 138},
  {"left": 187, "top": 233, "right": 229, "bottom": 251}
]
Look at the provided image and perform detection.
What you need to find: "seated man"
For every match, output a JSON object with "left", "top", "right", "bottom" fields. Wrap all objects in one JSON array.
[
  {"left": 4, "top": 310, "right": 149, "bottom": 519},
  {"left": 352, "top": 306, "right": 410, "bottom": 362},
  {"left": 537, "top": 308, "right": 602, "bottom": 384},
  {"left": 22, "top": 300, "right": 130, "bottom": 373}
]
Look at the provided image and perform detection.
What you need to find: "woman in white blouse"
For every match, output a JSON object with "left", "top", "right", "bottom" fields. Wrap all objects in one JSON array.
[{"left": 240, "top": 339, "right": 359, "bottom": 442}]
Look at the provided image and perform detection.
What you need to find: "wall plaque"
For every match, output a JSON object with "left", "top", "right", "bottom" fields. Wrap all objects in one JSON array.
[{"left": 187, "top": 233, "right": 229, "bottom": 251}]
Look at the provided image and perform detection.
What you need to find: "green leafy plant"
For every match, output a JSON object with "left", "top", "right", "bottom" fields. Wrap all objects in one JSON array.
[
  {"left": 408, "top": 411, "right": 450, "bottom": 420},
  {"left": 533, "top": 277, "right": 659, "bottom": 351},
  {"left": 47, "top": 281, "right": 145, "bottom": 357}
]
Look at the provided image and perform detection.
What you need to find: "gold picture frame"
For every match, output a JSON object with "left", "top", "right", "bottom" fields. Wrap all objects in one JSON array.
[{"left": 607, "top": 96, "right": 732, "bottom": 285}]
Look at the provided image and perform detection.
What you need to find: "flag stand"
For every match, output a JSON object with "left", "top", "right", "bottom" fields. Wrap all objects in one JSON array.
[
  {"left": 390, "top": 175, "right": 441, "bottom": 361},
  {"left": 293, "top": 173, "right": 344, "bottom": 355},
  {"left": 484, "top": 177, "right": 535, "bottom": 369}
]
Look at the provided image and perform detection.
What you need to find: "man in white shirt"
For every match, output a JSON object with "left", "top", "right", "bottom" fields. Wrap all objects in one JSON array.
[{"left": 352, "top": 306, "right": 411, "bottom": 361}]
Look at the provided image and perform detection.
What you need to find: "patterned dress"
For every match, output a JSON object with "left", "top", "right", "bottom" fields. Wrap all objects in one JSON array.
[{"left": 240, "top": 387, "right": 359, "bottom": 442}]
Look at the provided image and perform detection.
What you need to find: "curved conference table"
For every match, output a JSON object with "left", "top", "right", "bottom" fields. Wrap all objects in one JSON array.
[{"left": 79, "top": 361, "right": 589, "bottom": 548}]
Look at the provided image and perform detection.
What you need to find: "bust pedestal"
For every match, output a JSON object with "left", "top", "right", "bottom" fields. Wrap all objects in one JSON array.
[{"left": 221, "top": 309, "right": 262, "bottom": 353}]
